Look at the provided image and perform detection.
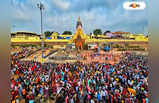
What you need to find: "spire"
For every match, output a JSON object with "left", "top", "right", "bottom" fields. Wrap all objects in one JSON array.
[
  {"left": 76, "top": 16, "right": 82, "bottom": 29},
  {"left": 78, "top": 16, "right": 81, "bottom": 22}
]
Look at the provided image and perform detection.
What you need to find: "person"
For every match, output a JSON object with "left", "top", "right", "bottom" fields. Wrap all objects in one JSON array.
[
  {"left": 97, "top": 91, "right": 101, "bottom": 102},
  {"left": 145, "top": 98, "right": 149, "bottom": 103},
  {"left": 11, "top": 48, "right": 149, "bottom": 102},
  {"left": 90, "top": 99, "right": 95, "bottom": 103},
  {"left": 65, "top": 95, "right": 68, "bottom": 103},
  {"left": 29, "top": 100, "right": 34, "bottom": 103},
  {"left": 102, "top": 89, "right": 106, "bottom": 103}
]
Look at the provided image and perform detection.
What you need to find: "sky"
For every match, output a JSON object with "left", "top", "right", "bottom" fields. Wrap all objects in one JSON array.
[{"left": 11, "top": 0, "right": 148, "bottom": 34}]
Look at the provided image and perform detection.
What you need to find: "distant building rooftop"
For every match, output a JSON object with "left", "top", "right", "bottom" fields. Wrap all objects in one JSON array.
[{"left": 11, "top": 31, "right": 40, "bottom": 37}]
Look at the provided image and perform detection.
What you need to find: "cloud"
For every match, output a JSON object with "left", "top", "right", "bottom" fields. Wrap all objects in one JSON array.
[
  {"left": 11, "top": 0, "right": 148, "bottom": 34},
  {"left": 52, "top": 0, "right": 70, "bottom": 11},
  {"left": 13, "top": 9, "right": 31, "bottom": 21}
]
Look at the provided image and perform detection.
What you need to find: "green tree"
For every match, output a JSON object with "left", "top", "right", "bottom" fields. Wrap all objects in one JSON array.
[
  {"left": 62, "top": 31, "right": 72, "bottom": 35},
  {"left": 44, "top": 31, "right": 53, "bottom": 38},
  {"left": 83, "top": 44, "right": 88, "bottom": 50},
  {"left": 11, "top": 33, "right": 16, "bottom": 37},
  {"left": 93, "top": 29, "right": 102, "bottom": 36}
]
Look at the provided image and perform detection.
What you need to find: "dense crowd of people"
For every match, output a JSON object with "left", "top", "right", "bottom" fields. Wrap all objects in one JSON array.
[{"left": 11, "top": 51, "right": 149, "bottom": 103}]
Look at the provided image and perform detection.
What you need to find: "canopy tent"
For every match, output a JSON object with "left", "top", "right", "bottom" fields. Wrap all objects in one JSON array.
[{"left": 104, "top": 46, "right": 110, "bottom": 51}]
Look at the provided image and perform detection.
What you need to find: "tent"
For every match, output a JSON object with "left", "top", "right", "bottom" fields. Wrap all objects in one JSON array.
[
  {"left": 47, "top": 37, "right": 52, "bottom": 39},
  {"left": 66, "top": 37, "right": 71, "bottom": 39},
  {"left": 104, "top": 46, "right": 110, "bottom": 51}
]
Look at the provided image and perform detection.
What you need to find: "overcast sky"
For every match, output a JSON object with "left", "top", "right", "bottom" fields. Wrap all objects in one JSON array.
[{"left": 11, "top": 0, "right": 148, "bottom": 34}]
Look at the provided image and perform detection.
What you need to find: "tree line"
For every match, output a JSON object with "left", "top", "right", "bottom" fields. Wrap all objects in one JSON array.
[{"left": 44, "top": 29, "right": 108, "bottom": 38}]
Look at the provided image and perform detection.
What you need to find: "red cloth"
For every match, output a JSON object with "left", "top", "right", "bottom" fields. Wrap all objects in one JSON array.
[
  {"left": 143, "top": 99, "right": 146, "bottom": 103},
  {"left": 31, "top": 65, "right": 37, "bottom": 71},
  {"left": 115, "top": 96, "right": 118, "bottom": 103},
  {"left": 111, "top": 95, "right": 113, "bottom": 103},
  {"left": 36, "top": 77, "right": 40, "bottom": 83},
  {"left": 116, "top": 91, "right": 120, "bottom": 97},
  {"left": 122, "top": 88, "right": 127, "bottom": 95},
  {"left": 12, "top": 80, "right": 16, "bottom": 86},
  {"left": 16, "top": 70, "right": 19, "bottom": 75}
]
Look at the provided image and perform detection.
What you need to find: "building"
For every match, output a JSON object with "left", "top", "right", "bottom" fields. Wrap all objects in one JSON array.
[
  {"left": 11, "top": 17, "right": 148, "bottom": 47},
  {"left": 11, "top": 31, "right": 40, "bottom": 43}
]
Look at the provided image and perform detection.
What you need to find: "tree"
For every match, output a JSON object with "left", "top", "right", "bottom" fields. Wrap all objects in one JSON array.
[
  {"left": 83, "top": 44, "right": 88, "bottom": 50},
  {"left": 11, "top": 33, "right": 16, "bottom": 37},
  {"left": 62, "top": 31, "right": 72, "bottom": 35},
  {"left": 93, "top": 29, "right": 102, "bottom": 36},
  {"left": 103, "top": 30, "right": 111, "bottom": 35},
  {"left": 44, "top": 31, "right": 53, "bottom": 38}
]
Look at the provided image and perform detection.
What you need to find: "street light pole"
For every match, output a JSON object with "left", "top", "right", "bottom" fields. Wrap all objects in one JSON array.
[{"left": 37, "top": 2, "right": 45, "bottom": 63}]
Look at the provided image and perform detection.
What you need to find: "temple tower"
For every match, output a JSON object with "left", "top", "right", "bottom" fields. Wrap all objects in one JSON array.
[{"left": 72, "top": 16, "right": 86, "bottom": 50}]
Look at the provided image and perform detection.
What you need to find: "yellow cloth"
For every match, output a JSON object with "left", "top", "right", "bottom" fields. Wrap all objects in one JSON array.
[
  {"left": 116, "top": 78, "right": 119, "bottom": 81},
  {"left": 41, "top": 58, "right": 44, "bottom": 63},
  {"left": 38, "top": 94, "right": 41, "bottom": 97},
  {"left": 131, "top": 80, "right": 134, "bottom": 84},
  {"left": 128, "top": 88, "right": 136, "bottom": 95},
  {"left": 12, "top": 100, "right": 16, "bottom": 103}
]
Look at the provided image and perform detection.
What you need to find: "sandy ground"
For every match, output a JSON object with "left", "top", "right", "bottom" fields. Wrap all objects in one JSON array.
[
  {"left": 21, "top": 49, "right": 52, "bottom": 62},
  {"left": 19, "top": 48, "right": 125, "bottom": 64},
  {"left": 18, "top": 47, "right": 148, "bottom": 64}
]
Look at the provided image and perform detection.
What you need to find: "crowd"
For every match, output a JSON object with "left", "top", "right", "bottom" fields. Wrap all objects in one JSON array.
[
  {"left": 11, "top": 47, "right": 38, "bottom": 60},
  {"left": 10, "top": 52, "right": 149, "bottom": 103},
  {"left": 11, "top": 60, "right": 52, "bottom": 103}
]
